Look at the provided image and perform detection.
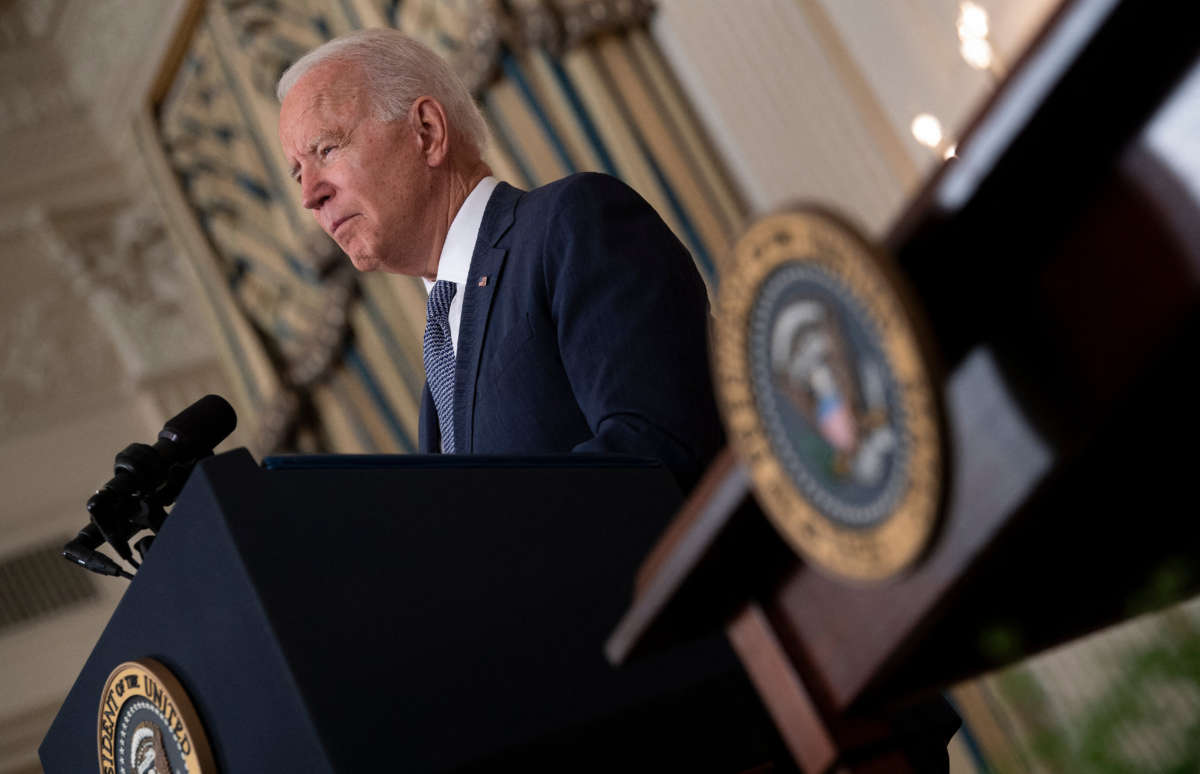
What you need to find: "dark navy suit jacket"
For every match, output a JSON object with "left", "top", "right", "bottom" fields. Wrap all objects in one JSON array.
[{"left": 418, "top": 173, "right": 724, "bottom": 488}]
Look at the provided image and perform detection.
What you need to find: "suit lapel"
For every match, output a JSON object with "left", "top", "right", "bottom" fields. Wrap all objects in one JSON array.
[{"left": 452, "top": 183, "right": 520, "bottom": 452}]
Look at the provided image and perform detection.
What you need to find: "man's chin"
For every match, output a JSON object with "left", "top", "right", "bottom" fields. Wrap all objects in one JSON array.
[{"left": 345, "top": 250, "right": 379, "bottom": 273}]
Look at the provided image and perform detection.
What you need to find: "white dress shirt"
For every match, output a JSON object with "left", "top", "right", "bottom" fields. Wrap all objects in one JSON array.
[
  {"left": 423, "top": 176, "right": 498, "bottom": 453},
  {"left": 423, "top": 176, "right": 500, "bottom": 354}
]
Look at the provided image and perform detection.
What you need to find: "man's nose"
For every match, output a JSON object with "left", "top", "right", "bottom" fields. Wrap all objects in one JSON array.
[{"left": 302, "top": 175, "right": 331, "bottom": 211}]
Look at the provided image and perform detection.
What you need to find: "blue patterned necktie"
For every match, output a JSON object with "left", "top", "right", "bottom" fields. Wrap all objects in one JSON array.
[{"left": 423, "top": 279, "right": 457, "bottom": 453}]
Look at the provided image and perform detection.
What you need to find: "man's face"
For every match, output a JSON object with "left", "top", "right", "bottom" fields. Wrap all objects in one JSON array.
[{"left": 279, "top": 60, "right": 435, "bottom": 275}]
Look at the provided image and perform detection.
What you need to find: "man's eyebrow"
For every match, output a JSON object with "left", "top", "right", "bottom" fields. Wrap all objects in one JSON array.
[
  {"left": 287, "top": 127, "right": 347, "bottom": 183},
  {"left": 286, "top": 135, "right": 324, "bottom": 183}
]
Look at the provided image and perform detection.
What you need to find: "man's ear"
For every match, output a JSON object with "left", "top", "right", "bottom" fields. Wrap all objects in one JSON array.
[{"left": 410, "top": 96, "right": 450, "bottom": 167}]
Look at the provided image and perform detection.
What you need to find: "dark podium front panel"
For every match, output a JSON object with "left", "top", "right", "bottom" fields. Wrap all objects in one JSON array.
[{"left": 42, "top": 451, "right": 778, "bottom": 772}]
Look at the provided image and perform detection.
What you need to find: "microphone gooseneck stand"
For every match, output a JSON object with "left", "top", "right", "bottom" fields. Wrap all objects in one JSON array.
[{"left": 62, "top": 394, "right": 238, "bottom": 580}]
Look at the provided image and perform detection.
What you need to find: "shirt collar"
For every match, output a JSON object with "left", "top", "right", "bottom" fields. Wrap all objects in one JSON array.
[{"left": 424, "top": 176, "right": 499, "bottom": 293}]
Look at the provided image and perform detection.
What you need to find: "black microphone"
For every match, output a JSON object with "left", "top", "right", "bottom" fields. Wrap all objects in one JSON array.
[
  {"left": 158, "top": 394, "right": 238, "bottom": 457},
  {"left": 65, "top": 395, "right": 238, "bottom": 578}
]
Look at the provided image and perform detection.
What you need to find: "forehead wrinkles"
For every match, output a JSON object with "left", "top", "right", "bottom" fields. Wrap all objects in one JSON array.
[{"left": 281, "top": 64, "right": 370, "bottom": 153}]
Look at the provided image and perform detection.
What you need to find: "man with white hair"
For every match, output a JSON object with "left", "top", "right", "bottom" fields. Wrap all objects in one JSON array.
[{"left": 277, "top": 29, "right": 723, "bottom": 489}]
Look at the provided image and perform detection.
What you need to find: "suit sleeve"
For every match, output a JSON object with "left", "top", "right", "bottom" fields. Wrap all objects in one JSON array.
[{"left": 542, "top": 174, "right": 725, "bottom": 488}]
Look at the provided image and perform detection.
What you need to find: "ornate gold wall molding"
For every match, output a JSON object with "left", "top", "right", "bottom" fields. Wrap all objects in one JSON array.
[
  {"left": 35, "top": 201, "right": 218, "bottom": 383},
  {"left": 0, "top": 258, "right": 118, "bottom": 436},
  {"left": 0, "top": 0, "right": 64, "bottom": 48}
]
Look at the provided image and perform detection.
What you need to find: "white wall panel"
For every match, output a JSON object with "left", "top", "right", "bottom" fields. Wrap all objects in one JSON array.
[
  {"left": 652, "top": 0, "right": 1063, "bottom": 237},
  {"left": 817, "top": 0, "right": 992, "bottom": 165},
  {"left": 652, "top": 0, "right": 915, "bottom": 236}
]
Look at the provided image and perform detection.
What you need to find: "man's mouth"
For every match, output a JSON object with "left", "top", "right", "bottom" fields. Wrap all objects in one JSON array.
[{"left": 331, "top": 214, "right": 358, "bottom": 235}]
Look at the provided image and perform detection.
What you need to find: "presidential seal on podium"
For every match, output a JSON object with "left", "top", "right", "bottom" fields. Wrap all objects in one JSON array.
[
  {"left": 713, "top": 209, "right": 944, "bottom": 581},
  {"left": 98, "top": 659, "right": 215, "bottom": 774}
]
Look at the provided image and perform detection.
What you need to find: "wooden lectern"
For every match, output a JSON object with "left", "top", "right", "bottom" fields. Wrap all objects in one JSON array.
[{"left": 608, "top": 0, "right": 1200, "bottom": 770}]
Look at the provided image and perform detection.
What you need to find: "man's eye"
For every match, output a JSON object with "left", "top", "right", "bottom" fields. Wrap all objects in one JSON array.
[{"left": 319, "top": 145, "right": 335, "bottom": 158}]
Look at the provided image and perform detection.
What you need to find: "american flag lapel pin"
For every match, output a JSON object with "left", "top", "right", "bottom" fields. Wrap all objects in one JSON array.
[{"left": 478, "top": 276, "right": 488, "bottom": 287}]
